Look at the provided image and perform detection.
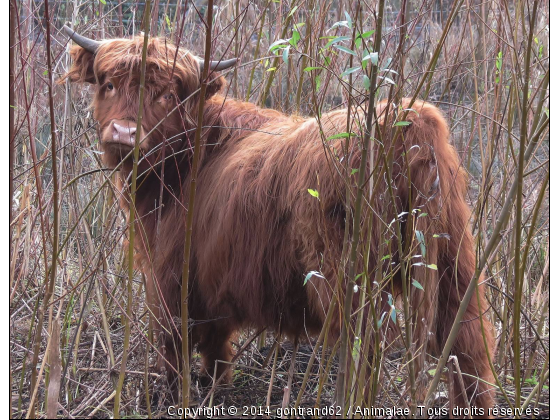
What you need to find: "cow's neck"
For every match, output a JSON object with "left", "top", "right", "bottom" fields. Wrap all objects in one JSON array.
[
  {"left": 117, "top": 152, "right": 188, "bottom": 224},
  {"left": 120, "top": 97, "right": 289, "bottom": 223}
]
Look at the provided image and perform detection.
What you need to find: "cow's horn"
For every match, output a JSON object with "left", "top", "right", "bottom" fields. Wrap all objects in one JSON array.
[
  {"left": 198, "top": 57, "right": 238, "bottom": 72},
  {"left": 63, "top": 25, "right": 101, "bottom": 54}
]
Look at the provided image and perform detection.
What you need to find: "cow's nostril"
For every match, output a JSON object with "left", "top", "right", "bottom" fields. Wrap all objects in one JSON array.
[{"left": 112, "top": 121, "right": 137, "bottom": 144}]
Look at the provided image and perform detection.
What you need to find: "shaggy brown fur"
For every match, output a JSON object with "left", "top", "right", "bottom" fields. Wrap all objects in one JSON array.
[{"left": 65, "top": 35, "right": 496, "bottom": 411}]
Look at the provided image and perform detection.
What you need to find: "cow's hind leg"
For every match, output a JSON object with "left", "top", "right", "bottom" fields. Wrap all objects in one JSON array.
[{"left": 436, "top": 282, "right": 496, "bottom": 417}]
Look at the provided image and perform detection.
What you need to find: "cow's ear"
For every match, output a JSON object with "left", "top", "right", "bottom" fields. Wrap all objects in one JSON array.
[
  {"left": 205, "top": 74, "right": 225, "bottom": 98},
  {"left": 61, "top": 45, "right": 96, "bottom": 84}
]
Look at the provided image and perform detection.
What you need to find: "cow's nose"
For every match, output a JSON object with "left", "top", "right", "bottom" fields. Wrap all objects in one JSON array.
[{"left": 111, "top": 121, "right": 137, "bottom": 146}]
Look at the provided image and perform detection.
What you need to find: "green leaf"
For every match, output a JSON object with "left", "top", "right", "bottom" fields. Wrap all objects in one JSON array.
[
  {"left": 496, "top": 51, "right": 503, "bottom": 70},
  {"left": 290, "top": 29, "right": 300, "bottom": 47},
  {"left": 352, "top": 336, "right": 362, "bottom": 360},
  {"left": 351, "top": 168, "right": 359, "bottom": 175},
  {"left": 524, "top": 376, "right": 538, "bottom": 386},
  {"left": 415, "top": 230, "right": 426, "bottom": 258},
  {"left": 288, "top": 5, "right": 298, "bottom": 17},
  {"left": 304, "top": 66, "right": 323, "bottom": 72},
  {"left": 327, "top": 132, "right": 356, "bottom": 140},
  {"left": 329, "top": 21, "right": 350, "bottom": 31},
  {"left": 412, "top": 279, "right": 424, "bottom": 291},
  {"left": 355, "top": 30, "right": 375, "bottom": 48},
  {"left": 362, "top": 52, "right": 379, "bottom": 66},
  {"left": 427, "top": 264, "right": 438, "bottom": 270},
  {"left": 495, "top": 51, "right": 503, "bottom": 83},
  {"left": 268, "top": 39, "right": 289, "bottom": 52},
  {"left": 342, "top": 66, "right": 361, "bottom": 76},
  {"left": 334, "top": 45, "right": 357, "bottom": 56},
  {"left": 393, "top": 121, "right": 411, "bottom": 127},
  {"left": 362, "top": 75, "right": 370, "bottom": 90},
  {"left": 377, "top": 313, "right": 386, "bottom": 328},
  {"left": 307, "top": 188, "right": 319, "bottom": 198},
  {"left": 303, "top": 270, "right": 325, "bottom": 285},
  {"left": 325, "top": 35, "right": 351, "bottom": 49},
  {"left": 282, "top": 45, "right": 290, "bottom": 63},
  {"left": 356, "top": 29, "right": 375, "bottom": 41},
  {"left": 378, "top": 76, "right": 395, "bottom": 85},
  {"left": 266, "top": 67, "right": 277, "bottom": 72},
  {"left": 390, "top": 306, "right": 396, "bottom": 323},
  {"left": 344, "top": 11, "right": 353, "bottom": 29},
  {"left": 99, "top": 0, "right": 106, "bottom": 4},
  {"left": 401, "top": 107, "right": 419, "bottom": 116}
]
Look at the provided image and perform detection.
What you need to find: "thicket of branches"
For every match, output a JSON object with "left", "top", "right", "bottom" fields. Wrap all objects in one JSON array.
[{"left": 10, "top": 0, "right": 549, "bottom": 418}]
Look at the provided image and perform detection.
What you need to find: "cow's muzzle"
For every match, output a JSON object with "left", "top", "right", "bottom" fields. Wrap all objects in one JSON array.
[
  {"left": 100, "top": 119, "right": 148, "bottom": 168},
  {"left": 102, "top": 119, "right": 145, "bottom": 149}
]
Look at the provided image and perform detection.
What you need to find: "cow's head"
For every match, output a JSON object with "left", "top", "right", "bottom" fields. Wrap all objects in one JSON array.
[{"left": 62, "top": 26, "right": 237, "bottom": 170}]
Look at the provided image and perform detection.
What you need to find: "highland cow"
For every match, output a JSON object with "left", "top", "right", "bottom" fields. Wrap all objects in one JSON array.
[{"left": 63, "top": 26, "right": 496, "bottom": 411}]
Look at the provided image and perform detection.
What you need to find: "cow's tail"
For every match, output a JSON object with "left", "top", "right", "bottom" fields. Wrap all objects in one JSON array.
[{"left": 392, "top": 99, "right": 496, "bottom": 411}]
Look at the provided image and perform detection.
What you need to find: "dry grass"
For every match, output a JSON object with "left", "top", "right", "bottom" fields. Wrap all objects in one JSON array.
[{"left": 10, "top": 0, "right": 549, "bottom": 418}]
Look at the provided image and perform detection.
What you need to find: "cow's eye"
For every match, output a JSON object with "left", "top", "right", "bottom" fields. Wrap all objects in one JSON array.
[
  {"left": 163, "top": 93, "right": 173, "bottom": 100},
  {"left": 107, "top": 82, "right": 114, "bottom": 91}
]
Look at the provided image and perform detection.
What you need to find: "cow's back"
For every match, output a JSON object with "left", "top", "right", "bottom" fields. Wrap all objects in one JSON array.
[{"left": 190, "top": 108, "right": 354, "bottom": 334}]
